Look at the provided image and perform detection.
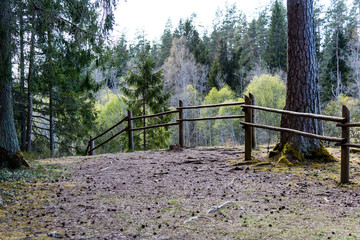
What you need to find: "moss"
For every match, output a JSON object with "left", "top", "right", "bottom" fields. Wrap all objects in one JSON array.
[
  {"left": 278, "top": 156, "right": 294, "bottom": 167},
  {"left": 285, "top": 144, "right": 304, "bottom": 162},
  {"left": 268, "top": 142, "right": 282, "bottom": 158},
  {"left": 0, "top": 148, "right": 30, "bottom": 169},
  {"left": 277, "top": 143, "right": 304, "bottom": 166},
  {"left": 307, "top": 142, "right": 336, "bottom": 163}
]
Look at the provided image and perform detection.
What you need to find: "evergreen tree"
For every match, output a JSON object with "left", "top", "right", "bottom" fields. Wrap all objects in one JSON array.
[
  {"left": 122, "top": 44, "right": 171, "bottom": 150},
  {"left": 174, "top": 17, "right": 210, "bottom": 65},
  {"left": 158, "top": 19, "right": 173, "bottom": 66},
  {"left": 265, "top": 0, "right": 287, "bottom": 72},
  {"left": 319, "top": 0, "right": 355, "bottom": 102},
  {"left": 0, "top": 0, "right": 29, "bottom": 168}
]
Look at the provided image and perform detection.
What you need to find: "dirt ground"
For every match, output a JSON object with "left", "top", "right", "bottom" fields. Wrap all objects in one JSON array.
[{"left": 1, "top": 146, "right": 360, "bottom": 240}]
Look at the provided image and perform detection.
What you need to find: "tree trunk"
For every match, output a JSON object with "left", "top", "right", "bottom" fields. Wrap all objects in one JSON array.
[
  {"left": 19, "top": 4, "right": 26, "bottom": 151},
  {"left": 47, "top": 30, "right": 55, "bottom": 155},
  {"left": 277, "top": 0, "right": 331, "bottom": 161},
  {"left": 26, "top": 9, "right": 36, "bottom": 152},
  {"left": 49, "top": 83, "right": 54, "bottom": 155},
  {"left": 0, "top": 0, "right": 29, "bottom": 168}
]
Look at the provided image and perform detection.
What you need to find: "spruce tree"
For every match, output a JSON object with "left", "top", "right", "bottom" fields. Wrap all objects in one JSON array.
[
  {"left": 123, "top": 43, "right": 171, "bottom": 150},
  {"left": 265, "top": 0, "right": 287, "bottom": 72}
]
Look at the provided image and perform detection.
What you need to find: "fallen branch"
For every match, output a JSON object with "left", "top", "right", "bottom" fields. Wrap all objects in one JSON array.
[
  {"left": 207, "top": 201, "right": 233, "bottom": 214},
  {"left": 183, "top": 216, "right": 201, "bottom": 224}
]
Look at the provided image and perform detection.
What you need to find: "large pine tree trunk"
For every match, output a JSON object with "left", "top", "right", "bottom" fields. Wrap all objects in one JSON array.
[
  {"left": 0, "top": 0, "right": 29, "bottom": 168},
  {"left": 278, "top": 0, "right": 329, "bottom": 160}
]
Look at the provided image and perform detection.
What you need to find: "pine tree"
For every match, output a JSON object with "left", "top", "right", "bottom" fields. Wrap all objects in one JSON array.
[
  {"left": 319, "top": 0, "right": 355, "bottom": 102},
  {"left": 0, "top": 0, "right": 29, "bottom": 168},
  {"left": 265, "top": 0, "right": 287, "bottom": 72},
  {"left": 123, "top": 43, "right": 171, "bottom": 150}
]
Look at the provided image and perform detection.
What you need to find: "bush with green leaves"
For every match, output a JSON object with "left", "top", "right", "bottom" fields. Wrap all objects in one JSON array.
[
  {"left": 95, "top": 91, "right": 128, "bottom": 153},
  {"left": 323, "top": 95, "right": 360, "bottom": 144},
  {"left": 244, "top": 74, "right": 286, "bottom": 145},
  {"left": 199, "top": 85, "right": 244, "bottom": 146}
]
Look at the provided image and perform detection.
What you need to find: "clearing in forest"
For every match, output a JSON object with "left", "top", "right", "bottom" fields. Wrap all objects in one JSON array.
[{"left": 1, "top": 147, "right": 360, "bottom": 239}]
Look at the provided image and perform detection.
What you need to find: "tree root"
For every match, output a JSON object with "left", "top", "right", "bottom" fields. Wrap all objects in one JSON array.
[
  {"left": 269, "top": 142, "right": 336, "bottom": 166},
  {"left": 0, "top": 147, "right": 30, "bottom": 169}
]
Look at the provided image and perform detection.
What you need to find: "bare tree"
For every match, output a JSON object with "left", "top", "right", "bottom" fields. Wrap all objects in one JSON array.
[{"left": 163, "top": 37, "right": 208, "bottom": 146}]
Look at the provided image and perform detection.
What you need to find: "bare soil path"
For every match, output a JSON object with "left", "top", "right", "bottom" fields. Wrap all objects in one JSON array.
[{"left": 1, "top": 147, "right": 360, "bottom": 239}]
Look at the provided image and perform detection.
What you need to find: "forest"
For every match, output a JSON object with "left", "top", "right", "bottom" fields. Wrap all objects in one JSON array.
[
  {"left": 3, "top": 1, "right": 360, "bottom": 239},
  {"left": 1, "top": 0, "right": 360, "bottom": 159}
]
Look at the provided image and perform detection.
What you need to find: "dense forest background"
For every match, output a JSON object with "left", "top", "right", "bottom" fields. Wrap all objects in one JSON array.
[{"left": 11, "top": 0, "right": 360, "bottom": 157}]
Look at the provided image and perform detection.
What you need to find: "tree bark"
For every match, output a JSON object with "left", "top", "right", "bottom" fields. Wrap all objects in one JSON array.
[
  {"left": 0, "top": 0, "right": 29, "bottom": 168},
  {"left": 26, "top": 9, "right": 36, "bottom": 152},
  {"left": 19, "top": 4, "right": 26, "bottom": 151},
  {"left": 279, "top": 0, "right": 325, "bottom": 158}
]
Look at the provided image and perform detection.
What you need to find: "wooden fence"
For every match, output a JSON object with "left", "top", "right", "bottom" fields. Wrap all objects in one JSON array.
[
  {"left": 84, "top": 100, "right": 246, "bottom": 155},
  {"left": 241, "top": 95, "right": 360, "bottom": 184},
  {"left": 84, "top": 94, "right": 360, "bottom": 184}
]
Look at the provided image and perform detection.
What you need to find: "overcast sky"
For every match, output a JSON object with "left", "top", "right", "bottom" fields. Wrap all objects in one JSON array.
[
  {"left": 112, "top": 0, "right": 336, "bottom": 42},
  {"left": 112, "top": 0, "right": 277, "bottom": 41}
]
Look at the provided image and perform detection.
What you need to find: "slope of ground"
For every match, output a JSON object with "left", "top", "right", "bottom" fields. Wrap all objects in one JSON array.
[{"left": 1, "top": 147, "right": 360, "bottom": 239}]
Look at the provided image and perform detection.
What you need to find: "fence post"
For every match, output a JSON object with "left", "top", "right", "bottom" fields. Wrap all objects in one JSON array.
[
  {"left": 127, "top": 110, "right": 134, "bottom": 152},
  {"left": 244, "top": 95, "right": 252, "bottom": 160},
  {"left": 178, "top": 100, "right": 184, "bottom": 147},
  {"left": 89, "top": 136, "right": 94, "bottom": 156},
  {"left": 341, "top": 105, "right": 350, "bottom": 184},
  {"left": 249, "top": 93, "right": 256, "bottom": 149}
]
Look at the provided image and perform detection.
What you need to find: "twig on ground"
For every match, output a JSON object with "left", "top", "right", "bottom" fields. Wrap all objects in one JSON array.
[{"left": 207, "top": 201, "right": 233, "bottom": 214}]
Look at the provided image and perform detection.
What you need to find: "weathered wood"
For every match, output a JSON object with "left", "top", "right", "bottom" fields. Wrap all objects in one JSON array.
[
  {"left": 178, "top": 101, "right": 245, "bottom": 110},
  {"left": 341, "top": 105, "right": 350, "bottom": 184},
  {"left": 92, "top": 116, "right": 128, "bottom": 142},
  {"left": 178, "top": 100, "right": 184, "bottom": 147},
  {"left": 127, "top": 110, "right": 134, "bottom": 152},
  {"left": 181, "top": 115, "right": 245, "bottom": 122},
  {"left": 84, "top": 143, "right": 90, "bottom": 156},
  {"left": 89, "top": 136, "right": 94, "bottom": 156},
  {"left": 336, "top": 123, "right": 360, "bottom": 127},
  {"left": 240, "top": 121, "right": 344, "bottom": 143},
  {"left": 130, "top": 110, "right": 179, "bottom": 121},
  {"left": 340, "top": 143, "right": 360, "bottom": 149},
  {"left": 241, "top": 105, "right": 345, "bottom": 123},
  {"left": 244, "top": 96, "right": 252, "bottom": 160},
  {"left": 92, "top": 128, "right": 128, "bottom": 152},
  {"left": 249, "top": 93, "right": 256, "bottom": 149},
  {"left": 131, "top": 122, "right": 179, "bottom": 132}
]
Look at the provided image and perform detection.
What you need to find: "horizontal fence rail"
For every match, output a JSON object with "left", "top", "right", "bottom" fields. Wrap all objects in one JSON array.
[
  {"left": 240, "top": 121, "right": 345, "bottom": 143},
  {"left": 130, "top": 122, "right": 179, "bottom": 132},
  {"left": 241, "top": 105, "right": 345, "bottom": 122},
  {"left": 178, "top": 101, "right": 245, "bottom": 110},
  {"left": 85, "top": 100, "right": 245, "bottom": 156},
  {"left": 241, "top": 96, "right": 359, "bottom": 184},
  {"left": 84, "top": 94, "right": 359, "bottom": 185},
  {"left": 181, "top": 115, "right": 245, "bottom": 122},
  {"left": 130, "top": 110, "right": 179, "bottom": 121}
]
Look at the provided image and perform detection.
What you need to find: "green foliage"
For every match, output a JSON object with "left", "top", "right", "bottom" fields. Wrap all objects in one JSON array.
[
  {"left": 323, "top": 95, "right": 360, "bottom": 143},
  {"left": 318, "top": 0, "right": 355, "bottom": 102},
  {"left": 265, "top": 0, "right": 287, "bottom": 72},
  {"left": 95, "top": 91, "right": 127, "bottom": 153},
  {"left": 244, "top": 74, "right": 286, "bottom": 144},
  {"left": 198, "top": 85, "right": 243, "bottom": 146},
  {"left": 123, "top": 44, "right": 172, "bottom": 150}
]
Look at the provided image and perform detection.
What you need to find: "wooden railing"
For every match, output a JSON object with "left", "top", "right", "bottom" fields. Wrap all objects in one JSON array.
[
  {"left": 85, "top": 100, "right": 246, "bottom": 155},
  {"left": 241, "top": 95, "right": 360, "bottom": 184},
  {"left": 85, "top": 94, "right": 359, "bottom": 184}
]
